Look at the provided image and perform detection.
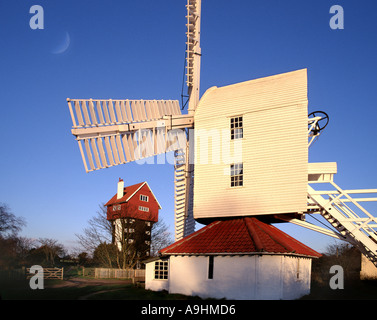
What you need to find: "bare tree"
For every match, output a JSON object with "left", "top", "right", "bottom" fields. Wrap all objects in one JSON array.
[
  {"left": 16, "top": 237, "right": 37, "bottom": 265},
  {"left": 113, "top": 217, "right": 138, "bottom": 269},
  {"left": 37, "top": 238, "right": 66, "bottom": 267},
  {"left": 92, "top": 242, "right": 118, "bottom": 268},
  {"left": 324, "top": 241, "right": 361, "bottom": 277},
  {"left": 0, "top": 204, "right": 28, "bottom": 268},
  {"left": 75, "top": 204, "right": 112, "bottom": 253},
  {"left": 76, "top": 203, "right": 174, "bottom": 268},
  {"left": 151, "top": 219, "right": 174, "bottom": 256},
  {"left": 75, "top": 204, "right": 117, "bottom": 267},
  {"left": 75, "top": 204, "right": 133, "bottom": 268},
  {"left": 0, "top": 203, "right": 26, "bottom": 237}
]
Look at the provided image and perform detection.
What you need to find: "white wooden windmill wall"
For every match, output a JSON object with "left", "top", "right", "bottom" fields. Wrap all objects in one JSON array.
[
  {"left": 67, "top": 0, "right": 377, "bottom": 267},
  {"left": 193, "top": 69, "right": 308, "bottom": 221}
]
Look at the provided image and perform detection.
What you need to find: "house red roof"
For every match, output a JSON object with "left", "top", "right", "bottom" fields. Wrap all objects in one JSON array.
[
  {"left": 104, "top": 182, "right": 144, "bottom": 206},
  {"left": 160, "top": 217, "right": 321, "bottom": 258},
  {"left": 104, "top": 181, "right": 161, "bottom": 209}
]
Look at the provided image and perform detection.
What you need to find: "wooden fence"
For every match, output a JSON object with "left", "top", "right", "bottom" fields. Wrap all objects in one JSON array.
[
  {"left": 81, "top": 267, "right": 95, "bottom": 278},
  {"left": 0, "top": 269, "right": 26, "bottom": 282},
  {"left": 0, "top": 267, "right": 64, "bottom": 282},
  {"left": 26, "top": 267, "right": 64, "bottom": 280},
  {"left": 94, "top": 268, "right": 145, "bottom": 282}
]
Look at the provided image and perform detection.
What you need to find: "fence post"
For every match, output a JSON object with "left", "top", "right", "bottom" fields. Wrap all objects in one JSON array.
[
  {"left": 61, "top": 267, "right": 64, "bottom": 280},
  {"left": 132, "top": 269, "right": 136, "bottom": 284}
]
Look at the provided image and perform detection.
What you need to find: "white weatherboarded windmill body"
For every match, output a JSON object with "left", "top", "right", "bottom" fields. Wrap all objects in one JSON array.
[{"left": 67, "top": 0, "right": 377, "bottom": 277}]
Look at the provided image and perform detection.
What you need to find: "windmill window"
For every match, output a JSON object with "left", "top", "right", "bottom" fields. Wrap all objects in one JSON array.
[
  {"left": 230, "top": 116, "right": 243, "bottom": 140},
  {"left": 230, "top": 163, "right": 243, "bottom": 187},
  {"left": 154, "top": 261, "right": 168, "bottom": 280}
]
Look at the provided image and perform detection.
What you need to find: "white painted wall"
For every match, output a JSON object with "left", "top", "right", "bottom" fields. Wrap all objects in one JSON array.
[
  {"left": 113, "top": 219, "right": 123, "bottom": 251},
  {"left": 165, "top": 255, "right": 312, "bottom": 300},
  {"left": 145, "top": 259, "right": 169, "bottom": 292}
]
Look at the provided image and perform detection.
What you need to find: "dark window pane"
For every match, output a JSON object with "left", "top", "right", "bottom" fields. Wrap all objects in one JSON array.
[{"left": 208, "top": 256, "right": 214, "bottom": 279}]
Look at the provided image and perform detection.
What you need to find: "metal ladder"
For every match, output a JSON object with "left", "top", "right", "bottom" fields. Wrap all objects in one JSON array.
[
  {"left": 308, "top": 181, "right": 377, "bottom": 266},
  {"left": 174, "top": 146, "right": 195, "bottom": 241}
]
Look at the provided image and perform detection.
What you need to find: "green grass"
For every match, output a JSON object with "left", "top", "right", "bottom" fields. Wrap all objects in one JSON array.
[
  {"left": 1, "top": 281, "right": 111, "bottom": 300},
  {"left": 3, "top": 277, "right": 377, "bottom": 300},
  {"left": 0, "top": 280, "right": 201, "bottom": 300},
  {"left": 85, "top": 286, "right": 202, "bottom": 300}
]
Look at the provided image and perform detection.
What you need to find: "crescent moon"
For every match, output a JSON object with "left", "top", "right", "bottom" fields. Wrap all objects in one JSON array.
[{"left": 52, "top": 32, "right": 70, "bottom": 54}]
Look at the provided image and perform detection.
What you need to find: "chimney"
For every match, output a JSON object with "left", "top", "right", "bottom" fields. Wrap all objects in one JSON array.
[{"left": 117, "top": 178, "right": 124, "bottom": 199}]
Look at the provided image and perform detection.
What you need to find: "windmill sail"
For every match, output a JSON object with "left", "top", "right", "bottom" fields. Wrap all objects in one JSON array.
[
  {"left": 67, "top": 98, "right": 193, "bottom": 172},
  {"left": 186, "top": 0, "right": 202, "bottom": 114}
]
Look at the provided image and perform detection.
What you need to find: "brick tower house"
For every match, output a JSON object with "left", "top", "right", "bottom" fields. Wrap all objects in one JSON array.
[{"left": 105, "top": 179, "right": 161, "bottom": 267}]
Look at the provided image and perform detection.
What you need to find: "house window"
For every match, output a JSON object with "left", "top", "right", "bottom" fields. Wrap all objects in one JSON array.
[
  {"left": 112, "top": 204, "right": 121, "bottom": 211},
  {"left": 140, "top": 195, "right": 149, "bottom": 202},
  {"left": 230, "top": 116, "right": 243, "bottom": 140},
  {"left": 154, "top": 261, "right": 168, "bottom": 280},
  {"left": 139, "top": 206, "right": 149, "bottom": 212},
  {"left": 208, "top": 256, "right": 214, "bottom": 279},
  {"left": 230, "top": 163, "right": 243, "bottom": 187}
]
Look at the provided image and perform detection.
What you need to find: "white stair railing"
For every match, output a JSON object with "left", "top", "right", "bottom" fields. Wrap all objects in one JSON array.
[{"left": 308, "top": 181, "right": 377, "bottom": 266}]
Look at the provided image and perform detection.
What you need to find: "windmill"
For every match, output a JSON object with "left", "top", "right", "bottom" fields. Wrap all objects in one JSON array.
[{"left": 67, "top": 0, "right": 377, "bottom": 268}]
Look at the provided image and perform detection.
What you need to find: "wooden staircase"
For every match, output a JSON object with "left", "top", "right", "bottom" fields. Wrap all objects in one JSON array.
[{"left": 308, "top": 181, "right": 377, "bottom": 266}]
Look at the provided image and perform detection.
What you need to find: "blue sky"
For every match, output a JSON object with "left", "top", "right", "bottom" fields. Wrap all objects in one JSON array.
[{"left": 1, "top": 0, "right": 377, "bottom": 253}]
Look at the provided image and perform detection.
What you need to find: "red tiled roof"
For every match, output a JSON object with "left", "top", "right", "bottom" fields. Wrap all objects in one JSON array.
[
  {"left": 104, "top": 182, "right": 144, "bottom": 206},
  {"left": 160, "top": 217, "right": 321, "bottom": 258}
]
